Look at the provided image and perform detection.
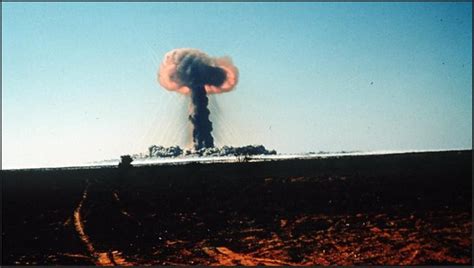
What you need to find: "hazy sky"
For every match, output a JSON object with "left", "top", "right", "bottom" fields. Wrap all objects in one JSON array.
[{"left": 2, "top": 2, "right": 472, "bottom": 169}]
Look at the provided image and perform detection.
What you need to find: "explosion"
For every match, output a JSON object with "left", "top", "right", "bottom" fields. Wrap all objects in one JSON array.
[{"left": 158, "top": 48, "right": 239, "bottom": 150}]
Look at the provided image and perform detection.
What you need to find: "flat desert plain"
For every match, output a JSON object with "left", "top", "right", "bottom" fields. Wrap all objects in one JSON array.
[{"left": 2, "top": 150, "right": 472, "bottom": 265}]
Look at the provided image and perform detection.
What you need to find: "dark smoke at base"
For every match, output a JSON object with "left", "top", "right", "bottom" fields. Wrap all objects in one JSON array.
[
  {"left": 148, "top": 145, "right": 277, "bottom": 158},
  {"left": 189, "top": 85, "right": 214, "bottom": 150}
]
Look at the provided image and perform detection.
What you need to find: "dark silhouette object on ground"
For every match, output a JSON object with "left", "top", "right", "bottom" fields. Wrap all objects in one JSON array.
[
  {"left": 117, "top": 155, "right": 133, "bottom": 191},
  {"left": 118, "top": 155, "right": 133, "bottom": 169}
]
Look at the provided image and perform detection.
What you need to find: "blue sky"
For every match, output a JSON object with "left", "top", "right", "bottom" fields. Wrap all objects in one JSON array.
[{"left": 2, "top": 2, "right": 472, "bottom": 168}]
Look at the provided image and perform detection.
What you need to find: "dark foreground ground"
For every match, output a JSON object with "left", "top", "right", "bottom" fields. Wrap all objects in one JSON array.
[{"left": 2, "top": 150, "right": 472, "bottom": 265}]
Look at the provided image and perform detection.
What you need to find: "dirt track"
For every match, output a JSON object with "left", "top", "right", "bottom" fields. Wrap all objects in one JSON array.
[{"left": 2, "top": 150, "right": 472, "bottom": 265}]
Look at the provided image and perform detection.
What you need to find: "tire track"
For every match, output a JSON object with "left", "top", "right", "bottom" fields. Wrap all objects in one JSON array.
[
  {"left": 203, "top": 246, "right": 304, "bottom": 266},
  {"left": 73, "top": 180, "right": 134, "bottom": 266}
]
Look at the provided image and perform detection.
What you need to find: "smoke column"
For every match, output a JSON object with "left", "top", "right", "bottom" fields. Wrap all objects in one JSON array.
[{"left": 158, "top": 48, "right": 239, "bottom": 150}]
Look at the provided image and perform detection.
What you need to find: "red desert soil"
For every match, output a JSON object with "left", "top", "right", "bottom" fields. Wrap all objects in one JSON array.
[{"left": 2, "top": 150, "right": 472, "bottom": 265}]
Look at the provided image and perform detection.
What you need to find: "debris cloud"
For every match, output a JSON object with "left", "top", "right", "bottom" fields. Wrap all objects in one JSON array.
[{"left": 158, "top": 48, "right": 239, "bottom": 150}]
